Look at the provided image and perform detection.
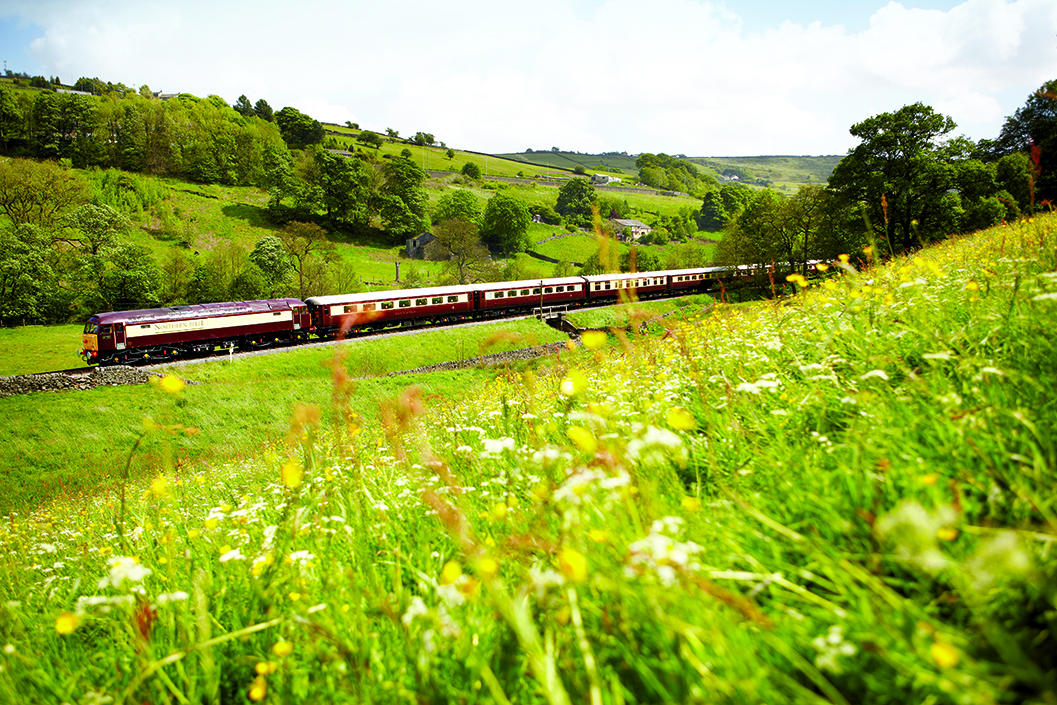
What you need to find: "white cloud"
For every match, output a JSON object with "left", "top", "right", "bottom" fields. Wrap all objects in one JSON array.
[{"left": 5, "top": 0, "right": 1055, "bottom": 155}]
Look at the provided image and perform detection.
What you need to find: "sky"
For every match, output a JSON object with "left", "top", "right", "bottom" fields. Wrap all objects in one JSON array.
[{"left": 1, "top": 0, "right": 1054, "bottom": 157}]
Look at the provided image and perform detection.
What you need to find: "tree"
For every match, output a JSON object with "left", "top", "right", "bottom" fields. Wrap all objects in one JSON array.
[
  {"left": 233, "top": 95, "right": 254, "bottom": 117},
  {"left": 379, "top": 157, "right": 429, "bottom": 241},
  {"left": 249, "top": 235, "right": 293, "bottom": 296},
  {"left": 988, "top": 80, "right": 1057, "bottom": 204},
  {"left": 699, "top": 182, "right": 755, "bottom": 232},
  {"left": 425, "top": 218, "right": 496, "bottom": 284},
  {"left": 461, "top": 162, "right": 482, "bottom": 179},
  {"left": 0, "top": 225, "right": 53, "bottom": 324},
  {"left": 277, "top": 221, "right": 336, "bottom": 299},
  {"left": 0, "top": 158, "right": 87, "bottom": 229},
  {"left": 97, "top": 243, "right": 161, "bottom": 312},
  {"left": 555, "top": 177, "right": 596, "bottom": 223},
  {"left": 310, "top": 147, "right": 372, "bottom": 228},
  {"left": 0, "top": 87, "right": 24, "bottom": 150},
  {"left": 412, "top": 132, "right": 435, "bottom": 146},
  {"left": 253, "top": 99, "right": 274, "bottom": 122},
  {"left": 620, "top": 247, "right": 660, "bottom": 273},
  {"left": 385, "top": 127, "right": 400, "bottom": 141},
  {"left": 432, "top": 189, "right": 481, "bottom": 225},
  {"left": 479, "top": 193, "right": 531, "bottom": 255},
  {"left": 828, "top": 103, "right": 965, "bottom": 251},
  {"left": 275, "top": 106, "right": 325, "bottom": 150},
  {"left": 357, "top": 131, "right": 384, "bottom": 149},
  {"left": 446, "top": 148, "right": 455, "bottom": 160},
  {"left": 62, "top": 204, "right": 131, "bottom": 256}
]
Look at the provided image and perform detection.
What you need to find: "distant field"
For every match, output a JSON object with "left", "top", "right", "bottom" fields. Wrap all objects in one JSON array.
[{"left": 688, "top": 155, "right": 843, "bottom": 192}]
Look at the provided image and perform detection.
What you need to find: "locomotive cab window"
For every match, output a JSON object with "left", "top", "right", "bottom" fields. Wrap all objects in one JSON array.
[
  {"left": 100, "top": 324, "right": 112, "bottom": 334},
  {"left": 84, "top": 322, "right": 99, "bottom": 334}
]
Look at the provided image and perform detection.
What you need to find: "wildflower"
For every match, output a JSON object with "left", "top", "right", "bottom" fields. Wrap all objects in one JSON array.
[
  {"left": 55, "top": 612, "right": 78, "bottom": 635},
  {"left": 560, "top": 370, "right": 588, "bottom": 397},
  {"left": 440, "top": 561, "right": 462, "bottom": 585},
  {"left": 248, "top": 675, "right": 267, "bottom": 701},
  {"left": 817, "top": 263, "right": 829, "bottom": 272},
  {"left": 681, "top": 496, "right": 701, "bottom": 511},
  {"left": 588, "top": 529, "right": 608, "bottom": 543},
  {"left": 937, "top": 528, "right": 958, "bottom": 541},
  {"left": 219, "top": 548, "right": 245, "bottom": 563},
  {"left": 281, "top": 459, "right": 303, "bottom": 489},
  {"left": 930, "top": 641, "right": 959, "bottom": 668},
  {"left": 567, "top": 426, "right": 598, "bottom": 454},
  {"left": 488, "top": 502, "right": 508, "bottom": 522},
  {"left": 482, "top": 437, "right": 516, "bottom": 455},
  {"left": 272, "top": 640, "right": 294, "bottom": 657},
  {"left": 838, "top": 254, "right": 850, "bottom": 264},
  {"left": 964, "top": 280, "right": 979, "bottom": 291},
  {"left": 559, "top": 547, "right": 588, "bottom": 583},
  {"left": 149, "top": 475, "right": 170, "bottom": 500},
  {"left": 580, "top": 330, "right": 607, "bottom": 350},
  {"left": 204, "top": 517, "right": 219, "bottom": 530},
  {"left": 860, "top": 369, "right": 889, "bottom": 381},
  {"left": 255, "top": 661, "right": 277, "bottom": 676},
  {"left": 786, "top": 273, "right": 808, "bottom": 288},
  {"left": 666, "top": 407, "right": 697, "bottom": 431},
  {"left": 187, "top": 528, "right": 201, "bottom": 539},
  {"left": 402, "top": 596, "right": 429, "bottom": 626},
  {"left": 159, "top": 376, "right": 185, "bottom": 395},
  {"left": 98, "top": 557, "right": 151, "bottom": 590},
  {"left": 477, "top": 556, "right": 499, "bottom": 579}
]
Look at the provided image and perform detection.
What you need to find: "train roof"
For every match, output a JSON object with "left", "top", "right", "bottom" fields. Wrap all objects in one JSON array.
[
  {"left": 306, "top": 284, "right": 474, "bottom": 306},
  {"left": 89, "top": 299, "right": 305, "bottom": 324},
  {"left": 473, "top": 276, "right": 586, "bottom": 290}
]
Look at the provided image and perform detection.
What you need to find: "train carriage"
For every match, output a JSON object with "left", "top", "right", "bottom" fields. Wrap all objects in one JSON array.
[
  {"left": 475, "top": 277, "right": 587, "bottom": 313},
  {"left": 306, "top": 284, "right": 475, "bottom": 337},
  {"left": 666, "top": 267, "right": 727, "bottom": 292},
  {"left": 583, "top": 271, "right": 670, "bottom": 302},
  {"left": 80, "top": 299, "right": 310, "bottom": 365}
]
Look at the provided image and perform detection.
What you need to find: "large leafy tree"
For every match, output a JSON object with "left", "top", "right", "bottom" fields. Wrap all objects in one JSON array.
[
  {"left": 378, "top": 157, "right": 428, "bottom": 241},
  {"left": 277, "top": 221, "right": 336, "bottom": 299},
  {"left": 555, "top": 177, "right": 596, "bottom": 223},
  {"left": 0, "top": 158, "right": 87, "bottom": 229},
  {"left": 0, "top": 225, "right": 53, "bottom": 324},
  {"left": 233, "top": 95, "right": 254, "bottom": 117},
  {"left": 829, "top": 103, "right": 966, "bottom": 251},
  {"left": 249, "top": 235, "right": 293, "bottom": 297},
  {"left": 253, "top": 99, "right": 274, "bottom": 123},
  {"left": 479, "top": 193, "right": 531, "bottom": 255},
  {"left": 432, "top": 189, "right": 481, "bottom": 226},
  {"left": 274, "top": 106, "right": 325, "bottom": 150},
  {"left": 310, "top": 147, "right": 372, "bottom": 229},
  {"left": 985, "top": 80, "right": 1057, "bottom": 205},
  {"left": 425, "top": 218, "right": 496, "bottom": 284}
]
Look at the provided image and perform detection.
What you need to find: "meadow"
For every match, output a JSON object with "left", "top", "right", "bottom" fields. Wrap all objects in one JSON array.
[{"left": 0, "top": 214, "right": 1055, "bottom": 703}]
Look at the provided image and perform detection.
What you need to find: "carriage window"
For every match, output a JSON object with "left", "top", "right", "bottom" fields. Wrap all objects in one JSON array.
[
  {"left": 521, "top": 289, "right": 530, "bottom": 296},
  {"left": 544, "top": 287, "right": 553, "bottom": 293},
  {"left": 363, "top": 303, "right": 376, "bottom": 311},
  {"left": 494, "top": 291, "right": 504, "bottom": 298},
  {"left": 508, "top": 290, "right": 517, "bottom": 297},
  {"left": 532, "top": 288, "right": 541, "bottom": 295},
  {"left": 432, "top": 297, "right": 443, "bottom": 304},
  {"left": 344, "top": 305, "right": 358, "bottom": 313},
  {"left": 447, "top": 296, "right": 459, "bottom": 303},
  {"left": 381, "top": 301, "right": 394, "bottom": 310},
  {"left": 140, "top": 324, "right": 150, "bottom": 329},
  {"left": 604, "top": 283, "right": 611, "bottom": 290},
  {"left": 416, "top": 298, "right": 427, "bottom": 306},
  {"left": 594, "top": 284, "right": 601, "bottom": 291}
]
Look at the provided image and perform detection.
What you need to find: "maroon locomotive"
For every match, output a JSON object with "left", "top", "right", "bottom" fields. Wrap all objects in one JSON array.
[{"left": 80, "top": 299, "right": 311, "bottom": 365}]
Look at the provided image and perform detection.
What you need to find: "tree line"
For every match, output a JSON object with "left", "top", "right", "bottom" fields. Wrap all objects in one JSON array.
[{"left": 713, "top": 81, "right": 1055, "bottom": 271}]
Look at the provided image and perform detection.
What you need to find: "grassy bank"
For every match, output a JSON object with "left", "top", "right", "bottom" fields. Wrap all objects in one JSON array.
[
  {"left": 0, "top": 318, "right": 564, "bottom": 514},
  {"left": 1, "top": 215, "right": 1055, "bottom": 703}
]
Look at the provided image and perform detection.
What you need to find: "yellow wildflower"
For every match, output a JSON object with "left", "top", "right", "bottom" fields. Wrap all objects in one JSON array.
[
  {"left": 281, "top": 459, "right": 303, "bottom": 489},
  {"left": 477, "top": 556, "right": 499, "bottom": 578},
  {"left": 272, "top": 640, "right": 294, "bottom": 657},
  {"left": 566, "top": 426, "right": 598, "bottom": 454},
  {"left": 159, "top": 376, "right": 185, "bottom": 395},
  {"left": 666, "top": 407, "right": 697, "bottom": 430},
  {"left": 248, "top": 675, "right": 267, "bottom": 701},
  {"left": 55, "top": 612, "right": 78, "bottom": 635},
  {"left": 930, "top": 641, "right": 959, "bottom": 669},
  {"left": 559, "top": 547, "right": 588, "bottom": 583},
  {"left": 580, "top": 330, "right": 607, "bottom": 350},
  {"left": 440, "top": 561, "right": 462, "bottom": 585}
]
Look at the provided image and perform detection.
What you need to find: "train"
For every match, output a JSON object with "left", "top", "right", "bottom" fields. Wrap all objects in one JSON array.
[{"left": 79, "top": 263, "right": 813, "bottom": 366}]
